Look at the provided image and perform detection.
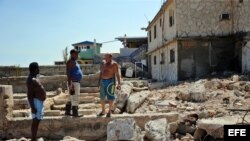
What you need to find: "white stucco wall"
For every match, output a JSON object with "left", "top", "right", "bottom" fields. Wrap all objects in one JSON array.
[
  {"left": 151, "top": 41, "right": 178, "bottom": 82},
  {"left": 242, "top": 41, "right": 250, "bottom": 73},
  {"left": 175, "top": 0, "right": 250, "bottom": 37},
  {"left": 148, "top": 0, "right": 176, "bottom": 52}
]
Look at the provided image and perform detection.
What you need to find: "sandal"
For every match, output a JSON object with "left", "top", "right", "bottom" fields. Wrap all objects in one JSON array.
[
  {"left": 97, "top": 111, "right": 105, "bottom": 117},
  {"left": 106, "top": 112, "right": 111, "bottom": 118}
]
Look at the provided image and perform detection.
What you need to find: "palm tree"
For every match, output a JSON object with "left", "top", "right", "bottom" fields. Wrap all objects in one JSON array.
[{"left": 63, "top": 47, "right": 68, "bottom": 64}]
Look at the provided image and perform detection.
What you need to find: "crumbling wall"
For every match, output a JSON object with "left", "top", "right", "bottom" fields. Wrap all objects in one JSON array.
[
  {"left": 176, "top": 0, "right": 250, "bottom": 37},
  {"left": 178, "top": 38, "right": 236, "bottom": 80}
]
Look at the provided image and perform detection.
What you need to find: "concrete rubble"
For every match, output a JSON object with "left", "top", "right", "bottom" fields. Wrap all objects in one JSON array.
[
  {"left": 1, "top": 74, "right": 250, "bottom": 140},
  {"left": 145, "top": 118, "right": 171, "bottom": 141},
  {"left": 107, "top": 118, "right": 142, "bottom": 141}
]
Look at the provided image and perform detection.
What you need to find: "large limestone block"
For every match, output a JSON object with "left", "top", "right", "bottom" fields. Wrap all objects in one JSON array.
[
  {"left": 43, "top": 98, "right": 54, "bottom": 110},
  {"left": 107, "top": 118, "right": 142, "bottom": 141},
  {"left": 145, "top": 118, "right": 170, "bottom": 141},
  {"left": 176, "top": 90, "right": 191, "bottom": 101},
  {"left": 114, "top": 82, "right": 133, "bottom": 110},
  {"left": 188, "top": 82, "right": 208, "bottom": 102},
  {"left": 126, "top": 91, "right": 150, "bottom": 113}
]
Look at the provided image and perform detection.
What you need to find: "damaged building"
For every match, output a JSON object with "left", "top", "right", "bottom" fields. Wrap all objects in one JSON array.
[{"left": 146, "top": 0, "right": 250, "bottom": 82}]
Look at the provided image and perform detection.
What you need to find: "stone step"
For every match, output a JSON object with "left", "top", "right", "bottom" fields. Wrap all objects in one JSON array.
[
  {"left": 52, "top": 104, "right": 65, "bottom": 110},
  {"left": 79, "top": 103, "right": 100, "bottom": 109},
  {"left": 13, "top": 109, "right": 30, "bottom": 118},
  {"left": 80, "top": 87, "right": 99, "bottom": 93},
  {"left": 44, "top": 110, "right": 61, "bottom": 117},
  {"left": 13, "top": 98, "right": 29, "bottom": 110},
  {"left": 79, "top": 109, "right": 97, "bottom": 115},
  {"left": 13, "top": 109, "right": 62, "bottom": 118},
  {"left": 80, "top": 93, "right": 100, "bottom": 98},
  {"left": 13, "top": 93, "right": 27, "bottom": 99},
  {"left": 13, "top": 92, "right": 57, "bottom": 99}
]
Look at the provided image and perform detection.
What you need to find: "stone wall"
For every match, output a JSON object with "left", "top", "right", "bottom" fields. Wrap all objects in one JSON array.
[
  {"left": 242, "top": 40, "right": 250, "bottom": 73},
  {"left": 151, "top": 41, "right": 178, "bottom": 82},
  {"left": 0, "top": 64, "right": 100, "bottom": 77},
  {"left": 175, "top": 0, "right": 250, "bottom": 37},
  {"left": 0, "top": 74, "right": 99, "bottom": 93},
  {"left": 0, "top": 85, "right": 13, "bottom": 136}
]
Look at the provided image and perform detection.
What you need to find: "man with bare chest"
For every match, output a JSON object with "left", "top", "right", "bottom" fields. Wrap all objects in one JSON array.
[{"left": 97, "top": 54, "right": 121, "bottom": 117}]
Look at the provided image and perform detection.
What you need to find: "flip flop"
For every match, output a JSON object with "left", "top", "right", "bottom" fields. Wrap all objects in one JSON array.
[{"left": 97, "top": 111, "right": 105, "bottom": 117}]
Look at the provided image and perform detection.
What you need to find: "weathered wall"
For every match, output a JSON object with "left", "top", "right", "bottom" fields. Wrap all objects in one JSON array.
[
  {"left": 178, "top": 38, "right": 236, "bottom": 80},
  {"left": 0, "top": 85, "right": 13, "bottom": 136},
  {"left": 242, "top": 41, "right": 250, "bottom": 73},
  {"left": 0, "top": 64, "right": 100, "bottom": 77},
  {"left": 175, "top": 0, "right": 250, "bottom": 37},
  {"left": 151, "top": 41, "right": 178, "bottom": 82},
  {"left": 148, "top": 0, "right": 176, "bottom": 52},
  {"left": 0, "top": 74, "right": 99, "bottom": 93}
]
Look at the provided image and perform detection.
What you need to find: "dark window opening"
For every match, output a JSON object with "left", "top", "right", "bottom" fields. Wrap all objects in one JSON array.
[
  {"left": 160, "top": 53, "right": 165, "bottom": 64},
  {"left": 170, "top": 49, "right": 175, "bottom": 63},
  {"left": 169, "top": 9, "right": 174, "bottom": 27},
  {"left": 86, "top": 46, "right": 90, "bottom": 49},
  {"left": 154, "top": 56, "right": 157, "bottom": 65},
  {"left": 154, "top": 25, "right": 157, "bottom": 39},
  {"left": 149, "top": 30, "right": 152, "bottom": 42},
  {"left": 220, "top": 13, "right": 230, "bottom": 20},
  {"left": 160, "top": 18, "right": 162, "bottom": 27}
]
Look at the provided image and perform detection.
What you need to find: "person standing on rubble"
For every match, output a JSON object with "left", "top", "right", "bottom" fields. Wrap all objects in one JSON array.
[
  {"left": 26, "top": 62, "right": 46, "bottom": 141},
  {"left": 97, "top": 54, "right": 121, "bottom": 117},
  {"left": 64, "top": 49, "right": 83, "bottom": 117}
]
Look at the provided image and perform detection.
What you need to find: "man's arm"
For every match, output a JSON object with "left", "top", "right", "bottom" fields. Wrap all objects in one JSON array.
[
  {"left": 66, "top": 60, "right": 74, "bottom": 86},
  {"left": 115, "top": 63, "right": 121, "bottom": 89},
  {"left": 98, "top": 63, "right": 103, "bottom": 87},
  {"left": 27, "top": 84, "right": 36, "bottom": 113}
]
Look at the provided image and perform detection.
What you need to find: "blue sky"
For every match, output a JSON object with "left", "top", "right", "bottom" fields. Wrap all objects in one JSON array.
[{"left": 0, "top": 0, "right": 161, "bottom": 67}]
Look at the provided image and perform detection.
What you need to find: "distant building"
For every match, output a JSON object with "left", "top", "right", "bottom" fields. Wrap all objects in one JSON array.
[
  {"left": 147, "top": 0, "right": 250, "bottom": 82},
  {"left": 72, "top": 40, "right": 102, "bottom": 64},
  {"left": 115, "top": 36, "right": 148, "bottom": 77}
]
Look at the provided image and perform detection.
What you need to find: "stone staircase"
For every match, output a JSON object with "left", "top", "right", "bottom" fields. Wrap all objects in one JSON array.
[{"left": 12, "top": 87, "right": 106, "bottom": 119}]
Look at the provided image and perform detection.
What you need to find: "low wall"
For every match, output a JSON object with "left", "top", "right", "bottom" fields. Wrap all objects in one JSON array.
[
  {"left": 3, "top": 113, "right": 179, "bottom": 140},
  {"left": 0, "top": 64, "right": 100, "bottom": 77},
  {"left": 0, "top": 74, "right": 99, "bottom": 93}
]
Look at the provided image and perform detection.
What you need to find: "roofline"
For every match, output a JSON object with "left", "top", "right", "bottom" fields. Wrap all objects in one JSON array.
[
  {"left": 146, "top": 0, "right": 174, "bottom": 31},
  {"left": 72, "top": 42, "right": 102, "bottom": 46},
  {"left": 115, "top": 36, "right": 147, "bottom": 41}
]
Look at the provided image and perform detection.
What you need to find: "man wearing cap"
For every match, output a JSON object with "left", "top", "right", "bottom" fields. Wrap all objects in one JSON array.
[
  {"left": 64, "top": 49, "right": 83, "bottom": 117},
  {"left": 26, "top": 62, "right": 46, "bottom": 141}
]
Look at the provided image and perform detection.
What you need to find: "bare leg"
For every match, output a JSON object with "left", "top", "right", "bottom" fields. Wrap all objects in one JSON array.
[
  {"left": 31, "top": 118, "right": 40, "bottom": 141},
  {"left": 101, "top": 100, "right": 106, "bottom": 114},
  {"left": 108, "top": 100, "right": 114, "bottom": 113}
]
